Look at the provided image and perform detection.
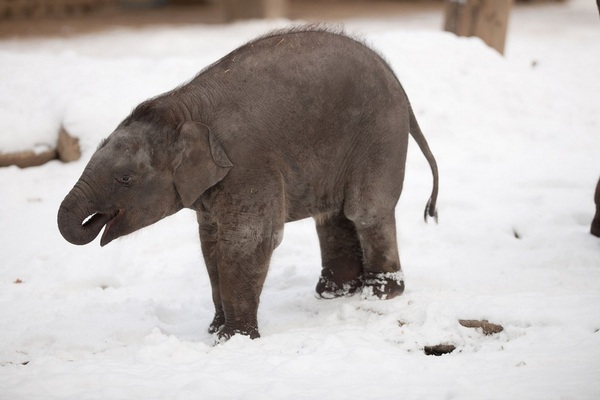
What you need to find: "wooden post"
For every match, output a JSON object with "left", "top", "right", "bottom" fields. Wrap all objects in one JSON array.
[
  {"left": 222, "top": 0, "right": 287, "bottom": 21},
  {"left": 444, "top": 0, "right": 513, "bottom": 54}
]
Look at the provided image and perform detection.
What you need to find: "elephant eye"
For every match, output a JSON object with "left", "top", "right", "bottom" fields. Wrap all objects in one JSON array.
[{"left": 116, "top": 174, "right": 132, "bottom": 186}]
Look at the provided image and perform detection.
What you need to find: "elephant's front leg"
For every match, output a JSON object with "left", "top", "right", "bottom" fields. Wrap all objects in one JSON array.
[
  {"left": 216, "top": 218, "right": 277, "bottom": 340},
  {"left": 198, "top": 212, "right": 225, "bottom": 334}
]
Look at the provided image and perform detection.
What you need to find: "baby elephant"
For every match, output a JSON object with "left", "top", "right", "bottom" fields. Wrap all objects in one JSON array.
[{"left": 57, "top": 27, "right": 439, "bottom": 340}]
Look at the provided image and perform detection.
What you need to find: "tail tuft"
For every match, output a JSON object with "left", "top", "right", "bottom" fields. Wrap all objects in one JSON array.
[{"left": 424, "top": 198, "right": 438, "bottom": 224}]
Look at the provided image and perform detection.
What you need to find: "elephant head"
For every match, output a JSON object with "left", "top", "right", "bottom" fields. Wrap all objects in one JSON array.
[{"left": 57, "top": 116, "right": 232, "bottom": 247}]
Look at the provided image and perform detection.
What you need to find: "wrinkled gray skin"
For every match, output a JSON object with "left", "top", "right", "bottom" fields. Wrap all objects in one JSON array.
[{"left": 58, "top": 28, "right": 439, "bottom": 340}]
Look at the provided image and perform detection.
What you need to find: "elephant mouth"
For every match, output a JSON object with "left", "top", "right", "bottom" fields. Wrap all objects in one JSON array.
[
  {"left": 101, "top": 209, "right": 123, "bottom": 247},
  {"left": 81, "top": 209, "right": 123, "bottom": 247}
]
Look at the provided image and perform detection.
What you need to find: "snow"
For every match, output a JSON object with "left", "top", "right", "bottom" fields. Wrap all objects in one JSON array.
[{"left": 1, "top": 1, "right": 599, "bottom": 399}]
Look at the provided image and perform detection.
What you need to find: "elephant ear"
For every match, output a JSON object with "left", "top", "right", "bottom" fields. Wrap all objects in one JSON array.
[{"left": 173, "top": 121, "right": 233, "bottom": 208}]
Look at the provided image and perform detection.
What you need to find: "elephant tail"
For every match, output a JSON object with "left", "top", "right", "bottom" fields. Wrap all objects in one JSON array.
[{"left": 408, "top": 102, "right": 439, "bottom": 223}]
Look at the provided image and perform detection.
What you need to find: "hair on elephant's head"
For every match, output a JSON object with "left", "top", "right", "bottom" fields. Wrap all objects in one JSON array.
[{"left": 57, "top": 108, "right": 232, "bottom": 247}]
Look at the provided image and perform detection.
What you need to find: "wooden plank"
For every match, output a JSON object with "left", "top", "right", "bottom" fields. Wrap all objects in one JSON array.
[
  {"left": 444, "top": 0, "right": 513, "bottom": 54},
  {"left": 0, "top": 0, "right": 118, "bottom": 19},
  {"left": 222, "top": 0, "right": 287, "bottom": 21}
]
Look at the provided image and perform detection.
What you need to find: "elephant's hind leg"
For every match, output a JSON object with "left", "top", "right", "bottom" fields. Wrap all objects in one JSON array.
[
  {"left": 349, "top": 209, "right": 405, "bottom": 300},
  {"left": 315, "top": 212, "right": 364, "bottom": 298}
]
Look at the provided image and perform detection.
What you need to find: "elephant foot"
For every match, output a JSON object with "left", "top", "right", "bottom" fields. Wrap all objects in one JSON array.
[
  {"left": 362, "top": 271, "right": 405, "bottom": 300},
  {"left": 208, "top": 310, "right": 225, "bottom": 334},
  {"left": 316, "top": 270, "right": 362, "bottom": 299},
  {"left": 591, "top": 212, "right": 600, "bottom": 237},
  {"left": 214, "top": 324, "right": 260, "bottom": 344},
  {"left": 209, "top": 310, "right": 260, "bottom": 343}
]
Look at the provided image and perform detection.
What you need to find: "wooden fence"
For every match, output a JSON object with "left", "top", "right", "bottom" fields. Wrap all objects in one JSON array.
[{"left": 0, "top": 0, "right": 119, "bottom": 19}]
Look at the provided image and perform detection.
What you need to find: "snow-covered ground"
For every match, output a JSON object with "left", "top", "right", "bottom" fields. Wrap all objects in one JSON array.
[{"left": 1, "top": 1, "right": 599, "bottom": 399}]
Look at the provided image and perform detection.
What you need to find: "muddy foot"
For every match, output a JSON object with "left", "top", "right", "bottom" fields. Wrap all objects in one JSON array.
[
  {"left": 362, "top": 271, "right": 405, "bottom": 300},
  {"left": 215, "top": 324, "right": 260, "bottom": 344},
  {"left": 591, "top": 212, "right": 600, "bottom": 237},
  {"left": 208, "top": 310, "right": 225, "bottom": 334},
  {"left": 316, "top": 273, "right": 362, "bottom": 299}
]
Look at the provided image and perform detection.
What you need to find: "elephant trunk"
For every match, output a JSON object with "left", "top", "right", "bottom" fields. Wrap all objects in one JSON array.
[{"left": 57, "top": 184, "right": 113, "bottom": 245}]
